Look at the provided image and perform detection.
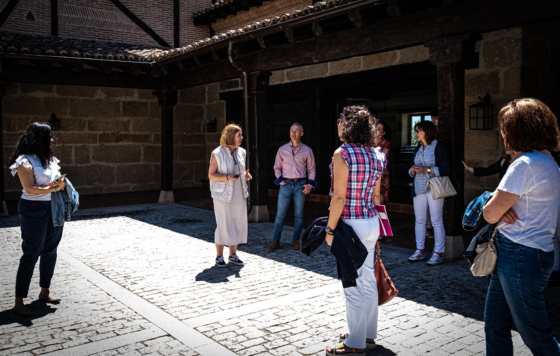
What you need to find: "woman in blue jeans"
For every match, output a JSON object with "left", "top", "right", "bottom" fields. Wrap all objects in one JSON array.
[
  {"left": 9, "top": 122, "right": 66, "bottom": 316},
  {"left": 483, "top": 98, "right": 560, "bottom": 356}
]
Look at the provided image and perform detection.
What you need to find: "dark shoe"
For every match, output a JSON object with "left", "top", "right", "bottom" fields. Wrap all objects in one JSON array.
[
  {"left": 38, "top": 294, "right": 61, "bottom": 305},
  {"left": 292, "top": 240, "right": 301, "bottom": 251},
  {"left": 339, "top": 334, "right": 376, "bottom": 350},
  {"left": 228, "top": 255, "right": 244, "bottom": 266},
  {"left": 215, "top": 256, "right": 227, "bottom": 267},
  {"left": 12, "top": 304, "right": 34, "bottom": 317},
  {"left": 267, "top": 241, "right": 281, "bottom": 253},
  {"left": 326, "top": 342, "right": 365, "bottom": 355}
]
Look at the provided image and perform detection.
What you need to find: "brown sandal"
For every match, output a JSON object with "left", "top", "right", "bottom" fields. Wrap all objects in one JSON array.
[
  {"left": 325, "top": 342, "right": 365, "bottom": 355},
  {"left": 339, "top": 333, "right": 377, "bottom": 349}
]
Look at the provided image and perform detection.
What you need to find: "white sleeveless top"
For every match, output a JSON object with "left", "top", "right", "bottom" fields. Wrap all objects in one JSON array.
[
  {"left": 210, "top": 146, "right": 249, "bottom": 202},
  {"left": 9, "top": 154, "right": 61, "bottom": 201}
]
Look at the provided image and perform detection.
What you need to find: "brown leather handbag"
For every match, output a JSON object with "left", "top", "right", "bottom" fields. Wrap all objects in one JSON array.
[{"left": 375, "top": 241, "right": 399, "bottom": 305}]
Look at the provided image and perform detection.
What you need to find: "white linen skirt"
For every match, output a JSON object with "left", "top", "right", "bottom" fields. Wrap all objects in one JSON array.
[{"left": 213, "top": 179, "right": 248, "bottom": 246}]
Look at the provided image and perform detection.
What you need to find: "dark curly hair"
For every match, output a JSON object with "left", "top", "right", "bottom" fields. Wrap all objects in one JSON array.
[
  {"left": 10, "top": 122, "right": 54, "bottom": 168},
  {"left": 338, "top": 105, "right": 373, "bottom": 145},
  {"left": 498, "top": 98, "right": 560, "bottom": 152}
]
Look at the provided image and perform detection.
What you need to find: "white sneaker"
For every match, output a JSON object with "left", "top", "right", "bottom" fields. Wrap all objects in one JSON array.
[
  {"left": 426, "top": 252, "right": 445, "bottom": 266},
  {"left": 408, "top": 249, "right": 428, "bottom": 262}
]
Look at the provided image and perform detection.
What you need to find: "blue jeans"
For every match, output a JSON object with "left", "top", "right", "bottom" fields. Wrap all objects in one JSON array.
[
  {"left": 271, "top": 180, "right": 305, "bottom": 243},
  {"left": 484, "top": 233, "right": 560, "bottom": 356},
  {"left": 16, "top": 200, "right": 64, "bottom": 298}
]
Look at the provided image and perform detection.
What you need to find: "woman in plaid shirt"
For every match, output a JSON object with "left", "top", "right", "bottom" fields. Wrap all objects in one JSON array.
[{"left": 325, "top": 106, "right": 386, "bottom": 356}]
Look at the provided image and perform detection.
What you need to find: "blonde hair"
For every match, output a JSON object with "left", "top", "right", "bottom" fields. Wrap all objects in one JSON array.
[{"left": 220, "top": 123, "right": 242, "bottom": 146}]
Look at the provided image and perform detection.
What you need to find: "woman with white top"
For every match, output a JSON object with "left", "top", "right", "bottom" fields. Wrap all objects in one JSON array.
[
  {"left": 408, "top": 120, "right": 450, "bottom": 265},
  {"left": 9, "top": 122, "right": 66, "bottom": 316},
  {"left": 483, "top": 98, "right": 560, "bottom": 356},
  {"left": 208, "top": 123, "right": 252, "bottom": 267}
]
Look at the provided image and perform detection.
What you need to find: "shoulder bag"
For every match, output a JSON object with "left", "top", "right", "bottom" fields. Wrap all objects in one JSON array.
[{"left": 374, "top": 241, "right": 399, "bottom": 305}]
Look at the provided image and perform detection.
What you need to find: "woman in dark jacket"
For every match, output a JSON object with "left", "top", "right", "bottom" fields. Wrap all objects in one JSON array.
[
  {"left": 462, "top": 153, "right": 511, "bottom": 179},
  {"left": 9, "top": 123, "right": 65, "bottom": 316},
  {"left": 408, "top": 121, "right": 450, "bottom": 265}
]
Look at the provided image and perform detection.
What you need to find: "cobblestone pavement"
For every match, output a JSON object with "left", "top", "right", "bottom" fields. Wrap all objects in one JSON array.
[{"left": 1, "top": 203, "right": 556, "bottom": 355}]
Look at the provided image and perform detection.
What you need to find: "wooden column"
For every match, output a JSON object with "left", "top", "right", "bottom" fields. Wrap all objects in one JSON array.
[
  {"left": 247, "top": 71, "right": 271, "bottom": 222},
  {"left": 427, "top": 36, "right": 466, "bottom": 257},
  {"left": 155, "top": 88, "right": 177, "bottom": 203},
  {"left": 0, "top": 84, "right": 7, "bottom": 215}
]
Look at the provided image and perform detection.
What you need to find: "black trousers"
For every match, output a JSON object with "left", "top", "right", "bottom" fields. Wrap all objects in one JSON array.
[{"left": 15, "top": 199, "right": 63, "bottom": 298}]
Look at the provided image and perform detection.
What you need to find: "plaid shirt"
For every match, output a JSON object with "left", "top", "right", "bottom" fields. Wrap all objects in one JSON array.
[{"left": 335, "top": 143, "right": 386, "bottom": 219}]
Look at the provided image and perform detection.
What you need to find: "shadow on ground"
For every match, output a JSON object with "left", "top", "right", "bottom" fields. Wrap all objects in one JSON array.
[
  {"left": 195, "top": 264, "right": 244, "bottom": 283},
  {"left": 2, "top": 202, "right": 559, "bottom": 333},
  {"left": 0, "top": 300, "right": 57, "bottom": 327}
]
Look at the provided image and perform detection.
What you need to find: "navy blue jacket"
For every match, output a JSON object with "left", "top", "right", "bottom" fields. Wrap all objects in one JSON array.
[{"left": 330, "top": 221, "right": 368, "bottom": 288}]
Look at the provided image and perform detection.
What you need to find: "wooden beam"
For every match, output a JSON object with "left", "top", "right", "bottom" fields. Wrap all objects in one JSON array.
[
  {"left": 108, "top": 0, "right": 171, "bottom": 48},
  {"left": 386, "top": 0, "right": 400, "bottom": 17},
  {"left": 283, "top": 28, "right": 294, "bottom": 43},
  {"left": 210, "top": 48, "right": 220, "bottom": 61},
  {"left": 173, "top": 0, "right": 180, "bottom": 47},
  {"left": 0, "top": 0, "right": 19, "bottom": 27},
  {"left": 256, "top": 34, "right": 267, "bottom": 48},
  {"left": 312, "top": 21, "right": 323, "bottom": 37},
  {"left": 348, "top": 9, "right": 363, "bottom": 28},
  {"left": 0, "top": 60, "right": 157, "bottom": 88},
  {"left": 169, "top": 1, "right": 560, "bottom": 87},
  {"left": 50, "top": 0, "right": 58, "bottom": 36}
]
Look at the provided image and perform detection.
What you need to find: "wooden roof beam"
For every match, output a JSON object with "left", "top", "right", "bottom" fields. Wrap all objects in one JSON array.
[
  {"left": 312, "top": 22, "right": 323, "bottom": 37},
  {"left": 284, "top": 28, "right": 294, "bottom": 43},
  {"left": 348, "top": 9, "right": 363, "bottom": 28}
]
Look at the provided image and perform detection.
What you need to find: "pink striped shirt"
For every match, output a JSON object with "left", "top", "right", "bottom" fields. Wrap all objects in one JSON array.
[{"left": 273, "top": 143, "right": 316, "bottom": 182}]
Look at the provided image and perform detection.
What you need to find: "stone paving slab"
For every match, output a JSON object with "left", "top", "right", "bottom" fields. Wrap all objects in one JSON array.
[{"left": 0, "top": 203, "right": 554, "bottom": 355}]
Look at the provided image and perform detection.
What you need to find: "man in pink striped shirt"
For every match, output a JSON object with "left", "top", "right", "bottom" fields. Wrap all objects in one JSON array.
[{"left": 268, "top": 122, "right": 316, "bottom": 252}]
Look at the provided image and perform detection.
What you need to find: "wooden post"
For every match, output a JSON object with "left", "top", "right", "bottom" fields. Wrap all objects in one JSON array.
[
  {"left": 247, "top": 71, "right": 271, "bottom": 222},
  {"left": 0, "top": 83, "right": 7, "bottom": 215},
  {"left": 155, "top": 88, "right": 177, "bottom": 203},
  {"left": 427, "top": 36, "right": 466, "bottom": 259}
]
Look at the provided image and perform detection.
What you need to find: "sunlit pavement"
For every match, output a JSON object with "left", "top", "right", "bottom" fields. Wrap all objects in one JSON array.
[{"left": 1, "top": 203, "right": 553, "bottom": 355}]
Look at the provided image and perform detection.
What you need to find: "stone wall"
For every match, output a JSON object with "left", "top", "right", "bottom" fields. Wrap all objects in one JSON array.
[
  {"left": 1, "top": 83, "right": 209, "bottom": 199},
  {"left": 174, "top": 83, "right": 226, "bottom": 189},
  {"left": 463, "top": 27, "right": 522, "bottom": 201},
  {"left": 212, "top": 0, "right": 311, "bottom": 34},
  {"left": 269, "top": 45, "right": 430, "bottom": 85}
]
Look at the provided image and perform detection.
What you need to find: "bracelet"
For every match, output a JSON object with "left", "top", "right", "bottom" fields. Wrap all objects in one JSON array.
[{"left": 325, "top": 226, "right": 335, "bottom": 235}]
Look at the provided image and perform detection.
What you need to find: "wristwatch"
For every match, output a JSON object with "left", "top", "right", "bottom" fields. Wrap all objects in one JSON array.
[{"left": 325, "top": 226, "right": 335, "bottom": 235}]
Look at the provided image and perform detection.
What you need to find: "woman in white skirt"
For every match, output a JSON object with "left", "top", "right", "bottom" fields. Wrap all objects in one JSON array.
[{"left": 208, "top": 124, "right": 252, "bottom": 267}]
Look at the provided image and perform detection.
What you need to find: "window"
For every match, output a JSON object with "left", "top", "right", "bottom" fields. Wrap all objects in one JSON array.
[{"left": 408, "top": 113, "right": 432, "bottom": 146}]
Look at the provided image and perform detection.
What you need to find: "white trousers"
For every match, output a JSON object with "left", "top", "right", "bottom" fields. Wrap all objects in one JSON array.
[
  {"left": 341, "top": 218, "right": 379, "bottom": 349},
  {"left": 413, "top": 193, "right": 446, "bottom": 253}
]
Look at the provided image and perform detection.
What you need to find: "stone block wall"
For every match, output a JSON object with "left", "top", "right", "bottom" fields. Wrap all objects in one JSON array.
[
  {"left": 2, "top": 83, "right": 209, "bottom": 199},
  {"left": 269, "top": 45, "right": 430, "bottom": 85},
  {"left": 175, "top": 83, "right": 226, "bottom": 188},
  {"left": 463, "top": 27, "right": 522, "bottom": 201}
]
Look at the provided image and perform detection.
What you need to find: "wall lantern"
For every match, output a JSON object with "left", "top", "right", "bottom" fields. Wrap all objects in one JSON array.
[{"left": 469, "top": 94, "right": 493, "bottom": 130}]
